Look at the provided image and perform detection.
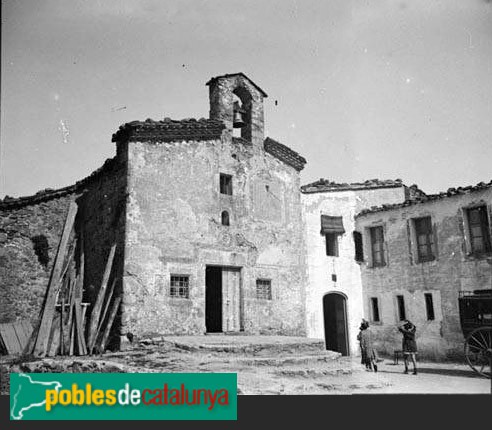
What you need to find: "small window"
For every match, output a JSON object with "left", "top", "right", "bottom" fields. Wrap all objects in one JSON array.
[
  {"left": 396, "top": 295, "right": 406, "bottom": 321},
  {"left": 414, "top": 217, "right": 435, "bottom": 262},
  {"left": 370, "top": 226, "right": 386, "bottom": 267},
  {"left": 425, "top": 293, "right": 435, "bottom": 321},
  {"left": 467, "top": 206, "right": 491, "bottom": 254},
  {"left": 371, "top": 297, "right": 380, "bottom": 322},
  {"left": 170, "top": 275, "right": 189, "bottom": 299},
  {"left": 221, "top": 211, "right": 230, "bottom": 226},
  {"left": 220, "top": 173, "right": 233, "bottom": 195},
  {"left": 353, "top": 231, "right": 364, "bottom": 262},
  {"left": 256, "top": 279, "right": 272, "bottom": 300},
  {"left": 325, "top": 233, "right": 339, "bottom": 257}
]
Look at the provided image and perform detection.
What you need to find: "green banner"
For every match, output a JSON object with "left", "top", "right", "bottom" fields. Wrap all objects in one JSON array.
[{"left": 9, "top": 372, "right": 237, "bottom": 420}]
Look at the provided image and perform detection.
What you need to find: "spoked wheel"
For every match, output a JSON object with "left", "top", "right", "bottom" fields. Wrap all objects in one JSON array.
[{"left": 464, "top": 327, "right": 492, "bottom": 379}]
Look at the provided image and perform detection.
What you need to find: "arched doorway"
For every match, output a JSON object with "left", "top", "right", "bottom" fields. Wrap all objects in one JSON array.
[{"left": 323, "top": 292, "right": 349, "bottom": 356}]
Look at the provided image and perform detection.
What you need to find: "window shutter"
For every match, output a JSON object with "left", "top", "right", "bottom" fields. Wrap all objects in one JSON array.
[{"left": 320, "top": 215, "right": 345, "bottom": 234}]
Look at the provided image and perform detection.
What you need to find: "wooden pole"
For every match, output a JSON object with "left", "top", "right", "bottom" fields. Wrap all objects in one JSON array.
[
  {"left": 87, "top": 244, "right": 116, "bottom": 354},
  {"left": 31, "top": 201, "right": 78, "bottom": 357},
  {"left": 97, "top": 295, "right": 122, "bottom": 354}
]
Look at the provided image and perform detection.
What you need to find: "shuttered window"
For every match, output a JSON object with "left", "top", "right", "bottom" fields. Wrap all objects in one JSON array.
[
  {"left": 467, "top": 206, "right": 491, "bottom": 254},
  {"left": 370, "top": 226, "right": 386, "bottom": 267},
  {"left": 414, "top": 217, "right": 435, "bottom": 262}
]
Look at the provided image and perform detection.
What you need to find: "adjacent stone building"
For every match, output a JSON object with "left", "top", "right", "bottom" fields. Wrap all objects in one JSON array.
[
  {"left": 0, "top": 73, "right": 308, "bottom": 346},
  {"left": 355, "top": 182, "right": 492, "bottom": 360},
  {"left": 301, "top": 179, "right": 410, "bottom": 356}
]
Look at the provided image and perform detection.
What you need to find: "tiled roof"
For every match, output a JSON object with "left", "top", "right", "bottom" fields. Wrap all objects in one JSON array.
[
  {"left": 112, "top": 118, "right": 225, "bottom": 144},
  {"left": 205, "top": 73, "right": 268, "bottom": 98},
  {"left": 356, "top": 180, "right": 492, "bottom": 218},
  {"left": 0, "top": 158, "right": 118, "bottom": 210},
  {"left": 301, "top": 178, "right": 405, "bottom": 194},
  {"left": 263, "top": 137, "right": 306, "bottom": 171}
]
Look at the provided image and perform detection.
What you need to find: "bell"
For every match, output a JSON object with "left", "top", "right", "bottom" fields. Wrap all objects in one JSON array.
[
  {"left": 233, "top": 102, "right": 246, "bottom": 128},
  {"left": 233, "top": 110, "right": 246, "bottom": 128}
]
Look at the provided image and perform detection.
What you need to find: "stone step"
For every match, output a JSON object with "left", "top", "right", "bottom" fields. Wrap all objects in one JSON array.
[
  {"left": 154, "top": 335, "right": 327, "bottom": 357},
  {"left": 275, "top": 367, "right": 353, "bottom": 377},
  {"left": 219, "top": 350, "right": 342, "bottom": 367}
]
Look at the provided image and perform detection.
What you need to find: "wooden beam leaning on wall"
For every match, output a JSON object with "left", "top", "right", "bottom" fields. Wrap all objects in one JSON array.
[
  {"left": 26, "top": 200, "right": 78, "bottom": 357},
  {"left": 87, "top": 244, "right": 117, "bottom": 354}
]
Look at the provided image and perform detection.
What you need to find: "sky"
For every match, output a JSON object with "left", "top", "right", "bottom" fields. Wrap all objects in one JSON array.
[{"left": 1, "top": 0, "right": 492, "bottom": 198}]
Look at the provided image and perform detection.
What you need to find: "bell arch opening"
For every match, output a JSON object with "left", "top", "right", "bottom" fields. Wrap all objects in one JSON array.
[{"left": 232, "top": 86, "right": 252, "bottom": 141}]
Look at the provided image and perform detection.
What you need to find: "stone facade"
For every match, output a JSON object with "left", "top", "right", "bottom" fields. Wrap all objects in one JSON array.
[
  {"left": 118, "top": 74, "right": 307, "bottom": 338},
  {"left": 355, "top": 183, "right": 492, "bottom": 360},
  {"left": 301, "top": 179, "right": 408, "bottom": 356}
]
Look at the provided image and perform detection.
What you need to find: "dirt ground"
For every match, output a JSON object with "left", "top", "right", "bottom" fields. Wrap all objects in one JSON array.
[{"left": 1, "top": 336, "right": 490, "bottom": 395}]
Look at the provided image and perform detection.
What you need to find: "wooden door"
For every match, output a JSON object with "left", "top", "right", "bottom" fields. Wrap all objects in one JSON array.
[{"left": 222, "top": 268, "right": 241, "bottom": 332}]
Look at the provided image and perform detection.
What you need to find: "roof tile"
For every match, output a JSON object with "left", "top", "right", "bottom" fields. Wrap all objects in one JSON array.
[
  {"left": 301, "top": 178, "right": 404, "bottom": 194},
  {"left": 264, "top": 137, "right": 306, "bottom": 171},
  {"left": 112, "top": 118, "right": 225, "bottom": 144},
  {"left": 356, "top": 179, "right": 492, "bottom": 217}
]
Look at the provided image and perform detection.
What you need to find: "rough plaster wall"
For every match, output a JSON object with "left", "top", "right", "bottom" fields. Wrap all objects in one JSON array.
[
  {"left": 122, "top": 136, "right": 306, "bottom": 338},
  {"left": 0, "top": 196, "right": 73, "bottom": 325},
  {"left": 356, "top": 188, "right": 492, "bottom": 360},
  {"left": 79, "top": 156, "right": 127, "bottom": 312},
  {"left": 302, "top": 187, "right": 406, "bottom": 355}
]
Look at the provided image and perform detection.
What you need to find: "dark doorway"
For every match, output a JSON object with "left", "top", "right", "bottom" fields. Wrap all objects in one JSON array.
[
  {"left": 323, "top": 293, "right": 349, "bottom": 356},
  {"left": 206, "top": 267, "right": 222, "bottom": 333}
]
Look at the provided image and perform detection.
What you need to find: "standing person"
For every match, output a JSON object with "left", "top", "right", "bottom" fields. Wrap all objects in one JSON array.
[
  {"left": 398, "top": 320, "right": 418, "bottom": 375},
  {"left": 358, "top": 320, "right": 378, "bottom": 372}
]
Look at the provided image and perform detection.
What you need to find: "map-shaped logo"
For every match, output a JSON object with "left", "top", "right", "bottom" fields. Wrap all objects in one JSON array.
[{"left": 10, "top": 373, "right": 62, "bottom": 420}]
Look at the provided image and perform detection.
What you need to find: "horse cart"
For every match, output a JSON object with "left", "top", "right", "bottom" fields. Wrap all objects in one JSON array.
[{"left": 458, "top": 289, "right": 492, "bottom": 378}]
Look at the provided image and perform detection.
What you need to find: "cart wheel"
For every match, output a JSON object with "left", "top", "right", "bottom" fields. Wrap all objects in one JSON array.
[{"left": 464, "top": 327, "right": 491, "bottom": 379}]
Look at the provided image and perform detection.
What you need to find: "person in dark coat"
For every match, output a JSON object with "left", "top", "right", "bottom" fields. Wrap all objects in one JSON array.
[
  {"left": 398, "top": 320, "right": 417, "bottom": 375},
  {"left": 357, "top": 320, "right": 378, "bottom": 372}
]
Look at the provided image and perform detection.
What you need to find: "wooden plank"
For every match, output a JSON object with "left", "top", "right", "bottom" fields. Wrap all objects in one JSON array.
[
  {"left": 47, "top": 313, "right": 61, "bottom": 357},
  {"left": 19, "top": 321, "right": 33, "bottom": 343},
  {"left": 96, "top": 295, "right": 122, "bottom": 354},
  {"left": 73, "top": 301, "right": 87, "bottom": 356},
  {"left": 93, "top": 278, "right": 116, "bottom": 347},
  {"left": 87, "top": 244, "right": 116, "bottom": 353},
  {"left": 32, "top": 201, "right": 78, "bottom": 357},
  {"left": 65, "top": 273, "right": 76, "bottom": 353},
  {"left": 12, "top": 321, "right": 31, "bottom": 352},
  {"left": 0, "top": 324, "right": 22, "bottom": 354},
  {"left": 68, "top": 321, "right": 75, "bottom": 356},
  {"left": 71, "top": 230, "right": 84, "bottom": 356},
  {"left": 60, "top": 297, "right": 65, "bottom": 355}
]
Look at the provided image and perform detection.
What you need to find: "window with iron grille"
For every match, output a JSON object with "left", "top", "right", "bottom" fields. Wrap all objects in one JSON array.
[
  {"left": 414, "top": 216, "right": 435, "bottom": 262},
  {"left": 397, "top": 295, "right": 406, "bottom": 321},
  {"left": 371, "top": 297, "right": 380, "bottom": 322},
  {"left": 370, "top": 226, "right": 386, "bottom": 267},
  {"left": 256, "top": 279, "right": 272, "bottom": 300},
  {"left": 467, "top": 206, "right": 491, "bottom": 255},
  {"left": 424, "top": 293, "right": 435, "bottom": 321},
  {"left": 220, "top": 173, "right": 233, "bottom": 195},
  {"left": 170, "top": 275, "right": 189, "bottom": 299}
]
